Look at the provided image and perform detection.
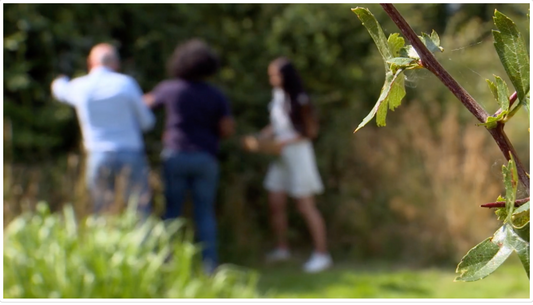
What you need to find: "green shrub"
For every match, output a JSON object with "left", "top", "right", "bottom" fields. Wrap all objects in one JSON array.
[{"left": 3, "top": 202, "right": 259, "bottom": 298}]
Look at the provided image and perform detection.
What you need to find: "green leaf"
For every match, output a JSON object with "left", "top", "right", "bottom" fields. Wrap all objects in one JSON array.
[
  {"left": 387, "top": 73, "right": 405, "bottom": 111},
  {"left": 513, "top": 221, "right": 530, "bottom": 245},
  {"left": 486, "top": 79, "right": 498, "bottom": 101},
  {"left": 430, "top": 30, "right": 441, "bottom": 48},
  {"left": 352, "top": 7, "right": 407, "bottom": 132},
  {"left": 492, "top": 10, "right": 530, "bottom": 108},
  {"left": 494, "top": 76, "right": 511, "bottom": 111},
  {"left": 502, "top": 157, "right": 518, "bottom": 220},
  {"left": 387, "top": 33, "right": 405, "bottom": 57},
  {"left": 495, "top": 207, "right": 508, "bottom": 221},
  {"left": 387, "top": 57, "right": 418, "bottom": 71},
  {"left": 352, "top": 7, "right": 392, "bottom": 65},
  {"left": 376, "top": 94, "right": 389, "bottom": 127},
  {"left": 455, "top": 224, "right": 529, "bottom": 281},
  {"left": 355, "top": 68, "right": 405, "bottom": 131},
  {"left": 513, "top": 200, "right": 530, "bottom": 215},
  {"left": 514, "top": 231, "right": 530, "bottom": 279},
  {"left": 399, "top": 45, "right": 419, "bottom": 59},
  {"left": 478, "top": 112, "right": 505, "bottom": 129},
  {"left": 420, "top": 30, "right": 444, "bottom": 53},
  {"left": 459, "top": 160, "right": 529, "bottom": 281},
  {"left": 494, "top": 195, "right": 509, "bottom": 220},
  {"left": 512, "top": 201, "right": 530, "bottom": 241},
  {"left": 485, "top": 76, "right": 513, "bottom": 122},
  {"left": 375, "top": 74, "right": 406, "bottom": 125}
]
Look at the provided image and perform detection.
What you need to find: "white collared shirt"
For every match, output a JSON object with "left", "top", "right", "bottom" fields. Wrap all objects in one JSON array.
[{"left": 51, "top": 66, "right": 155, "bottom": 152}]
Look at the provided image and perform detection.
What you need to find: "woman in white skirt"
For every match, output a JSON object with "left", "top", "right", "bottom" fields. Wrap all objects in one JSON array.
[{"left": 259, "top": 57, "right": 332, "bottom": 273}]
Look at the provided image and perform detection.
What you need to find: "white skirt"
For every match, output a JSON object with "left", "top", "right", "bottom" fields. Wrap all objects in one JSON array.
[{"left": 263, "top": 140, "right": 324, "bottom": 198}]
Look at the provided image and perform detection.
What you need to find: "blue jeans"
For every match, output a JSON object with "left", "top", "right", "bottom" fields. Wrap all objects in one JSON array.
[
  {"left": 162, "top": 150, "right": 219, "bottom": 268},
  {"left": 86, "top": 150, "right": 151, "bottom": 215}
]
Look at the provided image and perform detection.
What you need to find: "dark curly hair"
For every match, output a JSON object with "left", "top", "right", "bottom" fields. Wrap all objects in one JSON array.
[{"left": 167, "top": 39, "right": 220, "bottom": 81}]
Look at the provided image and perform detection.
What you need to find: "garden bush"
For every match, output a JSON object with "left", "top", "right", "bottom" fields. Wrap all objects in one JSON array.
[{"left": 3, "top": 202, "right": 259, "bottom": 298}]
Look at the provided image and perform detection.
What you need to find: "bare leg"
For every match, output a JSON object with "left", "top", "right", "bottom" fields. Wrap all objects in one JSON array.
[
  {"left": 295, "top": 196, "right": 327, "bottom": 253},
  {"left": 268, "top": 191, "right": 288, "bottom": 249}
]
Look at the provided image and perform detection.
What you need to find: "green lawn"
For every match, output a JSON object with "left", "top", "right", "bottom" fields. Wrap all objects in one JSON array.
[{"left": 254, "top": 255, "right": 530, "bottom": 298}]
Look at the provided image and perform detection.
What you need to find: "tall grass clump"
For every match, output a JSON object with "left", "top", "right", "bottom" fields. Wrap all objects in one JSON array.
[{"left": 3, "top": 202, "right": 259, "bottom": 298}]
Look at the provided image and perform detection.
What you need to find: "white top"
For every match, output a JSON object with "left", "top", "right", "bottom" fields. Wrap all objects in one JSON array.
[
  {"left": 51, "top": 66, "right": 155, "bottom": 152},
  {"left": 269, "top": 88, "right": 299, "bottom": 142}
]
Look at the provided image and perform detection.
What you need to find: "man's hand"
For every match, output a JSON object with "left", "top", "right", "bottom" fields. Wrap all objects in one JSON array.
[
  {"left": 50, "top": 75, "right": 71, "bottom": 103},
  {"left": 51, "top": 74, "right": 68, "bottom": 88},
  {"left": 142, "top": 93, "right": 156, "bottom": 108}
]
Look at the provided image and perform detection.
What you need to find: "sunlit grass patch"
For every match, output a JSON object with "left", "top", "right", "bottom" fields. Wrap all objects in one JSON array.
[{"left": 256, "top": 258, "right": 529, "bottom": 298}]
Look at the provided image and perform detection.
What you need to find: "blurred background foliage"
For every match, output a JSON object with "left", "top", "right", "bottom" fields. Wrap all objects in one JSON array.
[{"left": 4, "top": 3, "right": 530, "bottom": 267}]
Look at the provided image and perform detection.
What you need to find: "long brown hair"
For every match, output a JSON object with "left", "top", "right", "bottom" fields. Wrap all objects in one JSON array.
[
  {"left": 270, "top": 57, "right": 305, "bottom": 106},
  {"left": 270, "top": 57, "right": 318, "bottom": 139}
]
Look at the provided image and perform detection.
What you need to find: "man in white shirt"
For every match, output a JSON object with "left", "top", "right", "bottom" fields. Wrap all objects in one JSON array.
[{"left": 51, "top": 43, "right": 155, "bottom": 214}]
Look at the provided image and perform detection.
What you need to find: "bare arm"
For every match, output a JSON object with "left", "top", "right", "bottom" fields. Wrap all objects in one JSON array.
[
  {"left": 278, "top": 134, "right": 304, "bottom": 146},
  {"left": 258, "top": 125, "right": 274, "bottom": 139}
]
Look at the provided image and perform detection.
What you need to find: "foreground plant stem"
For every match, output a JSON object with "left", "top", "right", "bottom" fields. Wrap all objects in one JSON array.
[
  {"left": 380, "top": 3, "right": 530, "bottom": 195},
  {"left": 487, "top": 123, "right": 530, "bottom": 195},
  {"left": 481, "top": 197, "right": 530, "bottom": 208}
]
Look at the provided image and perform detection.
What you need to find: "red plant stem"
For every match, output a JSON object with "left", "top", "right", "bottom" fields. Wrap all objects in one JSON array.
[
  {"left": 481, "top": 197, "right": 530, "bottom": 208},
  {"left": 509, "top": 91, "right": 518, "bottom": 107},
  {"left": 509, "top": 91, "right": 518, "bottom": 106},
  {"left": 380, "top": 4, "right": 530, "bottom": 195},
  {"left": 487, "top": 123, "right": 530, "bottom": 195},
  {"left": 380, "top": 4, "right": 489, "bottom": 123}
]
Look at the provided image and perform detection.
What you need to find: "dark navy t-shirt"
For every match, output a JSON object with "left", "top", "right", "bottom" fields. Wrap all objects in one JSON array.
[{"left": 149, "top": 79, "right": 232, "bottom": 157}]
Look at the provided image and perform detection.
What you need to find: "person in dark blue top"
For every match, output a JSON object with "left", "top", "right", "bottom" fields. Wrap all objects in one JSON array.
[{"left": 144, "top": 39, "right": 235, "bottom": 274}]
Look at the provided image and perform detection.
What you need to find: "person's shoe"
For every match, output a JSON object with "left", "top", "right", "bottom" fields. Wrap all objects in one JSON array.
[
  {"left": 265, "top": 248, "right": 291, "bottom": 262},
  {"left": 303, "top": 252, "right": 332, "bottom": 273}
]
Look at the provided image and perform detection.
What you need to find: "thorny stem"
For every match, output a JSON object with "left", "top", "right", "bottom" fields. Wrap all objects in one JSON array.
[
  {"left": 487, "top": 123, "right": 530, "bottom": 195},
  {"left": 481, "top": 197, "right": 530, "bottom": 208},
  {"left": 380, "top": 4, "right": 489, "bottom": 123},
  {"left": 380, "top": 4, "right": 530, "bottom": 195}
]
